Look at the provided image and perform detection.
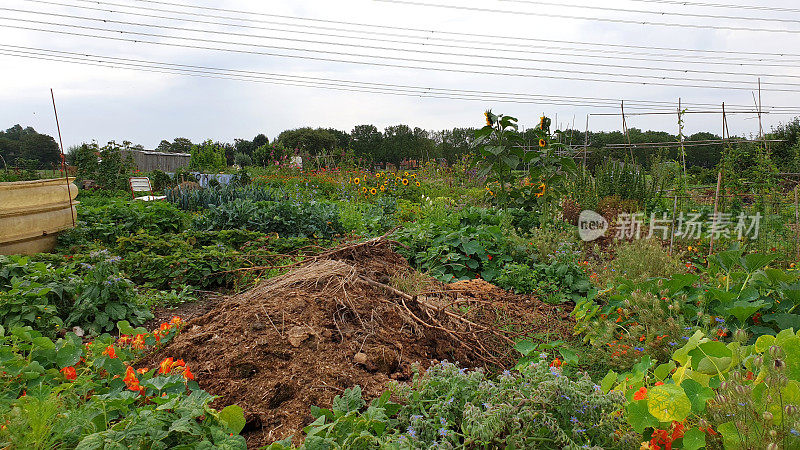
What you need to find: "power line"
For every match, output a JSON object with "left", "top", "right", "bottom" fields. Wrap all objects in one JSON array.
[
  {"left": 0, "top": 46, "right": 689, "bottom": 109},
  {"left": 5, "top": 18, "right": 800, "bottom": 93},
  {"left": 600, "top": 0, "right": 800, "bottom": 15},
  {"left": 375, "top": 0, "right": 800, "bottom": 34},
  {"left": 497, "top": 0, "right": 800, "bottom": 24},
  {"left": 5, "top": 45, "right": 798, "bottom": 116},
  {"left": 6, "top": 7, "right": 800, "bottom": 80},
  {"left": 13, "top": 2, "right": 800, "bottom": 68},
  {"left": 25, "top": 0, "right": 800, "bottom": 59}
]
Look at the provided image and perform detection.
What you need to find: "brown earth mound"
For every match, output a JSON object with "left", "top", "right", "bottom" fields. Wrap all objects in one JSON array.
[{"left": 141, "top": 238, "right": 574, "bottom": 447}]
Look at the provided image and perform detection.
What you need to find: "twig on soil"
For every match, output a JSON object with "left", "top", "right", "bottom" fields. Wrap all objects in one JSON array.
[{"left": 261, "top": 305, "right": 281, "bottom": 337}]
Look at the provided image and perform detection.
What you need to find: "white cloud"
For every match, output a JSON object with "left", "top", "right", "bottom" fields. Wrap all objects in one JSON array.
[{"left": 1, "top": 0, "right": 798, "bottom": 148}]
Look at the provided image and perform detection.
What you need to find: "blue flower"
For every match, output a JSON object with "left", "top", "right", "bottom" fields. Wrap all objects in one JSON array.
[
  {"left": 570, "top": 416, "right": 578, "bottom": 424},
  {"left": 669, "top": 342, "right": 678, "bottom": 346},
  {"left": 440, "top": 417, "right": 447, "bottom": 426},
  {"left": 439, "top": 427, "right": 448, "bottom": 437},
  {"left": 684, "top": 326, "right": 692, "bottom": 330},
  {"left": 411, "top": 415, "right": 422, "bottom": 421},
  {"left": 635, "top": 347, "right": 645, "bottom": 352},
  {"left": 791, "top": 428, "right": 799, "bottom": 436},
  {"left": 682, "top": 336, "right": 690, "bottom": 340},
  {"left": 502, "top": 370, "right": 511, "bottom": 377},
  {"left": 407, "top": 426, "right": 416, "bottom": 438},
  {"left": 715, "top": 317, "right": 725, "bottom": 323},
  {"left": 483, "top": 402, "right": 491, "bottom": 409}
]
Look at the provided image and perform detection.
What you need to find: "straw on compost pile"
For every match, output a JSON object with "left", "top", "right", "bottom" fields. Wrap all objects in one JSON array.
[{"left": 141, "top": 236, "right": 573, "bottom": 447}]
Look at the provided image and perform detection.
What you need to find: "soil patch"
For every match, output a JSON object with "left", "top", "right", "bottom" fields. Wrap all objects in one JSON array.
[{"left": 141, "top": 238, "right": 574, "bottom": 447}]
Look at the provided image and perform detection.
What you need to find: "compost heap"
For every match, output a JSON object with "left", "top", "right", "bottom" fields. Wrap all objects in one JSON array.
[{"left": 143, "top": 237, "right": 573, "bottom": 447}]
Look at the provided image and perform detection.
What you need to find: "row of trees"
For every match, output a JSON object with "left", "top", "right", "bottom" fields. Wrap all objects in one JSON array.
[
  {"left": 0, "top": 125, "right": 61, "bottom": 170},
  {"left": 4, "top": 118, "right": 799, "bottom": 172}
]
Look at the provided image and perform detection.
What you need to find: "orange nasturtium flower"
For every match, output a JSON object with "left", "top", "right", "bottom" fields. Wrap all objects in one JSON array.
[
  {"left": 61, "top": 366, "right": 77, "bottom": 381},
  {"left": 103, "top": 345, "right": 117, "bottom": 359},
  {"left": 550, "top": 358, "right": 562, "bottom": 368},
  {"left": 159, "top": 358, "right": 173, "bottom": 374},
  {"left": 123, "top": 366, "right": 143, "bottom": 392},
  {"left": 633, "top": 387, "right": 648, "bottom": 401},
  {"left": 183, "top": 365, "right": 195, "bottom": 381}
]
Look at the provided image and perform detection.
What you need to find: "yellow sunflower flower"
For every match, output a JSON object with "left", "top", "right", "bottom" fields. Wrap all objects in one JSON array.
[
  {"left": 370, "top": 188, "right": 377, "bottom": 195},
  {"left": 539, "top": 139, "right": 546, "bottom": 148},
  {"left": 402, "top": 178, "right": 409, "bottom": 186},
  {"left": 353, "top": 177, "right": 361, "bottom": 185}
]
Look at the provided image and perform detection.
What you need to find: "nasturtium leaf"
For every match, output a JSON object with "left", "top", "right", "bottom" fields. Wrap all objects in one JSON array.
[
  {"left": 601, "top": 370, "right": 618, "bottom": 394},
  {"left": 647, "top": 384, "right": 692, "bottom": 423},
  {"left": 513, "top": 340, "right": 538, "bottom": 357},
  {"left": 680, "top": 379, "right": 714, "bottom": 414},
  {"left": 56, "top": 341, "right": 83, "bottom": 368},
  {"left": 763, "top": 314, "right": 800, "bottom": 332},
  {"left": 682, "top": 427, "right": 706, "bottom": 450},
  {"left": 689, "top": 341, "right": 732, "bottom": 375},
  {"left": 755, "top": 335, "right": 776, "bottom": 353},
  {"left": 218, "top": 405, "right": 246, "bottom": 434},
  {"left": 626, "top": 400, "right": 660, "bottom": 434},
  {"left": 776, "top": 327, "right": 797, "bottom": 345},
  {"left": 782, "top": 337, "right": 800, "bottom": 381},
  {"left": 719, "top": 422, "right": 747, "bottom": 448},
  {"left": 673, "top": 331, "right": 706, "bottom": 366},
  {"left": 654, "top": 361, "right": 676, "bottom": 382},
  {"left": 559, "top": 348, "right": 578, "bottom": 366}
]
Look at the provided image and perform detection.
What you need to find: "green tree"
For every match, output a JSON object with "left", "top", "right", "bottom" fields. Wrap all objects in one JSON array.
[
  {"left": 276, "top": 128, "right": 337, "bottom": 155},
  {"left": 189, "top": 140, "right": 227, "bottom": 172}
]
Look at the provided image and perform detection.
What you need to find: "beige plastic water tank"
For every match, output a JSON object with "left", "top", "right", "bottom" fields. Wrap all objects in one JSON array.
[{"left": 0, "top": 178, "right": 79, "bottom": 255}]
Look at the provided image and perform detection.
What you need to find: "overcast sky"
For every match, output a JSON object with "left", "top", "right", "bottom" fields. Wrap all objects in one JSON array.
[{"left": 2, "top": 0, "right": 800, "bottom": 149}]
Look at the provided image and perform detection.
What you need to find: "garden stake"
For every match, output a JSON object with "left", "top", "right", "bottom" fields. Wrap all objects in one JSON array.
[
  {"left": 709, "top": 171, "right": 722, "bottom": 257},
  {"left": 795, "top": 184, "right": 799, "bottom": 259},
  {"left": 50, "top": 88, "right": 75, "bottom": 227},
  {"left": 669, "top": 195, "right": 678, "bottom": 256}
]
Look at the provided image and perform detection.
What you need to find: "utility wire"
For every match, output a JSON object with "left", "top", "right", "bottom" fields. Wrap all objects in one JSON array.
[
  {"left": 375, "top": 0, "right": 800, "bottom": 34},
  {"left": 6, "top": 8, "right": 800, "bottom": 80},
  {"left": 6, "top": 46, "right": 798, "bottom": 115},
  {"left": 578, "top": 0, "right": 800, "bottom": 15},
  {"left": 4, "top": 18, "right": 800, "bottom": 92},
  {"left": 496, "top": 0, "right": 800, "bottom": 24},
  {"left": 24, "top": 0, "right": 800, "bottom": 59},
  {"left": 12, "top": 3, "right": 800, "bottom": 67},
  {"left": 0, "top": 47, "right": 700, "bottom": 109}
]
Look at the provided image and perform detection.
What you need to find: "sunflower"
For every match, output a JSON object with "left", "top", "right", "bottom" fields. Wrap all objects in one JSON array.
[
  {"left": 402, "top": 178, "right": 409, "bottom": 186},
  {"left": 484, "top": 110, "right": 493, "bottom": 127},
  {"left": 362, "top": 187, "right": 368, "bottom": 194},
  {"left": 404, "top": 171, "right": 409, "bottom": 177},
  {"left": 380, "top": 185, "right": 385, "bottom": 191},
  {"left": 353, "top": 177, "right": 361, "bottom": 185},
  {"left": 539, "top": 139, "right": 547, "bottom": 148},
  {"left": 376, "top": 173, "right": 381, "bottom": 178},
  {"left": 415, "top": 181, "right": 421, "bottom": 187},
  {"left": 539, "top": 116, "right": 546, "bottom": 129},
  {"left": 370, "top": 188, "right": 377, "bottom": 195}
]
